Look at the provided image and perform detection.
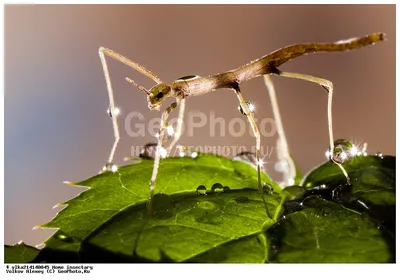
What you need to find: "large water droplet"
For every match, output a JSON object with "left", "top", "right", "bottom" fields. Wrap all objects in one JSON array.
[
  {"left": 147, "top": 193, "right": 175, "bottom": 220},
  {"left": 211, "top": 183, "right": 224, "bottom": 193},
  {"left": 190, "top": 201, "right": 221, "bottom": 224},
  {"left": 196, "top": 185, "right": 207, "bottom": 195},
  {"left": 223, "top": 186, "right": 231, "bottom": 192},
  {"left": 197, "top": 201, "right": 216, "bottom": 210},
  {"left": 235, "top": 196, "right": 250, "bottom": 203},
  {"left": 330, "top": 139, "right": 358, "bottom": 163}
]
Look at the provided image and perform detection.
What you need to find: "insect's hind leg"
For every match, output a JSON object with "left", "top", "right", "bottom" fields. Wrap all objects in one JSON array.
[
  {"left": 274, "top": 70, "right": 350, "bottom": 184},
  {"left": 263, "top": 75, "right": 296, "bottom": 186}
]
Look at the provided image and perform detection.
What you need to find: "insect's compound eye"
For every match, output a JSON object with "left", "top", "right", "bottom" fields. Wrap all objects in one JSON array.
[{"left": 156, "top": 92, "right": 164, "bottom": 99}]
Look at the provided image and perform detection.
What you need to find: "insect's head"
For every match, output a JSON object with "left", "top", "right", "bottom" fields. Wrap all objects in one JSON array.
[
  {"left": 147, "top": 83, "right": 172, "bottom": 111},
  {"left": 125, "top": 77, "right": 172, "bottom": 111}
]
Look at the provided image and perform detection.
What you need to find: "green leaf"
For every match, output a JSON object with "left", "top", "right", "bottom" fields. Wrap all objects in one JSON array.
[
  {"left": 267, "top": 196, "right": 393, "bottom": 263},
  {"left": 37, "top": 154, "right": 284, "bottom": 262},
  {"left": 4, "top": 243, "right": 40, "bottom": 263},
  {"left": 301, "top": 155, "right": 395, "bottom": 234},
  {"left": 302, "top": 155, "right": 395, "bottom": 206}
]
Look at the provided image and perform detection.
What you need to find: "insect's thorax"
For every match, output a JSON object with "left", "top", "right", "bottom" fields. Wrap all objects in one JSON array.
[{"left": 171, "top": 72, "right": 238, "bottom": 97}]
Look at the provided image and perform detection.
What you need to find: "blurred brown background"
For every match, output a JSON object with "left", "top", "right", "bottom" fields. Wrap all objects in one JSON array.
[{"left": 4, "top": 5, "right": 395, "bottom": 246}]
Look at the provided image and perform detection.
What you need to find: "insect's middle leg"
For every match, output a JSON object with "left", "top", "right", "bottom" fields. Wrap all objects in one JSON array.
[
  {"left": 263, "top": 75, "right": 296, "bottom": 186},
  {"left": 167, "top": 98, "right": 186, "bottom": 156}
]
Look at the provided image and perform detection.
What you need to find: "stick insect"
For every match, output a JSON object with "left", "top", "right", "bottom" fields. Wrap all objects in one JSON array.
[{"left": 98, "top": 32, "right": 385, "bottom": 202}]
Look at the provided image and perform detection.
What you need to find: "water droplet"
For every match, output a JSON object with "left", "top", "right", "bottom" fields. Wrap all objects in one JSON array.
[
  {"left": 375, "top": 152, "right": 383, "bottom": 158},
  {"left": 211, "top": 183, "right": 224, "bottom": 192},
  {"left": 191, "top": 152, "right": 198, "bottom": 158},
  {"left": 330, "top": 139, "right": 357, "bottom": 163},
  {"left": 223, "top": 186, "right": 230, "bottom": 192},
  {"left": 238, "top": 101, "right": 253, "bottom": 115},
  {"left": 196, "top": 185, "right": 207, "bottom": 195},
  {"left": 147, "top": 193, "right": 175, "bottom": 220},
  {"left": 107, "top": 106, "right": 120, "bottom": 117},
  {"left": 321, "top": 208, "right": 331, "bottom": 216},
  {"left": 102, "top": 162, "right": 118, "bottom": 172},
  {"left": 197, "top": 201, "right": 216, "bottom": 210},
  {"left": 140, "top": 143, "right": 158, "bottom": 159},
  {"left": 235, "top": 196, "right": 249, "bottom": 203},
  {"left": 262, "top": 183, "right": 273, "bottom": 195}
]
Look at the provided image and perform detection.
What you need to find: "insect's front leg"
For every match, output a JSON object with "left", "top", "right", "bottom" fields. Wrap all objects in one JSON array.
[
  {"left": 149, "top": 98, "right": 184, "bottom": 199},
  {"left": 98, "top": 47, "right": 163, "bottom": 172}
]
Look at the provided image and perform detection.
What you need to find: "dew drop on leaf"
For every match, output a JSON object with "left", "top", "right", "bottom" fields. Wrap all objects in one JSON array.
[
  {"left": 147, "top": 193, "right": 175, "bottom": 220},
  {"left": 211, "top": 183, "right": 224, "bottom": 193},
  {"left": 223, "top": 186, "right": 230, "bottom": 192},
  {"left": 196, "top": 185, "right": 207, "bottom": 195},
  {"left": 262, "top": 183, "right": 273, "bottom": 195}
]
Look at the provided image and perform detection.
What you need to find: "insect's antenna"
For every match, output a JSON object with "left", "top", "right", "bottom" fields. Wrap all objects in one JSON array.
[{"left": 125, "top": 77, "right": 152, "bottom": 95}]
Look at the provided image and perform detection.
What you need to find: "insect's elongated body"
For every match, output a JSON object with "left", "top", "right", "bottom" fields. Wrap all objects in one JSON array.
[
  {"left": 98, "top": 33, "right": 385, "bottom": 214},
  {"left": 169, "top": 33, "right": 385, "bottom": 98}
]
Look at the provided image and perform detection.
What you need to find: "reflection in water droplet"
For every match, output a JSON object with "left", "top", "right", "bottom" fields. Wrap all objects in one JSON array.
[
  {"left": 235, "top": 196, "right": 249, "bottom": 203},
  {"left": 147, "top": 193, "right": 175, "bottom": 220},
  {"left": 223, "top": 186, "right": 230, "bottom": 192},
  {"left": 196, "top": 185, "right": 207, "bottom": 195},
  {"left": 211, "top": 183, "right": 224, "bottom": 192},
  {"left": 189, "top": 201, "right": 222, "bottom": 225},
  {"left": 262, "top": 183, "right": 273, "bottom": 195}
]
